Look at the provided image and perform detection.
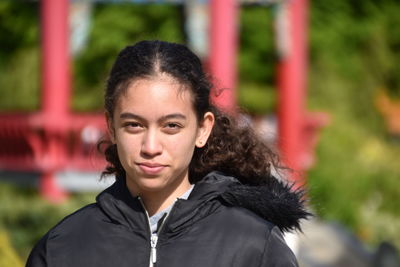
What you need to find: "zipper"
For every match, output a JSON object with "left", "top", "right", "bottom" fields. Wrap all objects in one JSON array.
[
  {"left": 150, "top": 234, "right": 158, "bottom": 265},
  {"left": 138, "top": 197, "right": 178, "bottom": 267}
]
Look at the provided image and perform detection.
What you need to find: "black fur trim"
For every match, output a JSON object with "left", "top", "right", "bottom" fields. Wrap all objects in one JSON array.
[{"left": 220, "top": 178, "right": 312, "bottom": 232}]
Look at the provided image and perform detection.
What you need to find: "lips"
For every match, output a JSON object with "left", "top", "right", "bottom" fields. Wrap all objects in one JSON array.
[{"left": 137, "top": 162, "right": 167, "bottom": 175}]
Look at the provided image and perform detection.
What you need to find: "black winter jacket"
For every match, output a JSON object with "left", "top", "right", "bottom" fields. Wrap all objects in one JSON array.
[{"left": 26, "top": 172, "right": 309, "bottom": 267}]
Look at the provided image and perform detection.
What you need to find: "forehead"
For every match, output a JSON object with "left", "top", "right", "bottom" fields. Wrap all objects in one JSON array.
[{"left": 115, "top": 76, "right": 195, "bottom": 117}]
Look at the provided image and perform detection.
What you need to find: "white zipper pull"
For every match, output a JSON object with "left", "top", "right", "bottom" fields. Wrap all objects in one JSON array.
[{"left": 150, "top": 234, "right": 158, "bottom": 264}]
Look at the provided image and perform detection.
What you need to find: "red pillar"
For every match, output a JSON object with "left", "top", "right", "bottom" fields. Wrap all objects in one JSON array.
[
  {"left": 277, "top": 0, "right": 309, "bottom": 185},
  {"left": 41, "top": 0, "right": 71, "bottom": 121},
  {"left": 40, "top": 0, "right": 70, "bottom": 203},
  {"left": 209, "top": 0, "right": 238, "bottom": 113}
]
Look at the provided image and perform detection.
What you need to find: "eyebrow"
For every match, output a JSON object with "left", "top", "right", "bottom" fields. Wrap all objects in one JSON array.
[{"left": 119, "top": 112, "right": 187, "bottom": 122}]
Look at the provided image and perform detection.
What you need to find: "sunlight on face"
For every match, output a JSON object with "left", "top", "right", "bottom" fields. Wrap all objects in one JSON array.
[{"left": 108, "top": 75, "right": 213, "bottom": 198}]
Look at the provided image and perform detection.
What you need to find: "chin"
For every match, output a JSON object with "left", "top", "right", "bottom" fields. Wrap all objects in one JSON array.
[{"left": 136, "top": 178, "right": 169, "bottom": 192}]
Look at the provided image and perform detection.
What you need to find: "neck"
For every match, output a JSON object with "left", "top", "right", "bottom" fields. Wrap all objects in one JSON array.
[{"left": 126, "top": 173, "right": 191, "bottom": 216}]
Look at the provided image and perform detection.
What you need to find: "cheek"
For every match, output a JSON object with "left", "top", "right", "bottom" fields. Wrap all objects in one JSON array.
[
  {"left": 167, "top": 132, "right": 197, "bottom": 159},
  {"left": 115, "top": 133, "right": 141, "bottom": 161}
]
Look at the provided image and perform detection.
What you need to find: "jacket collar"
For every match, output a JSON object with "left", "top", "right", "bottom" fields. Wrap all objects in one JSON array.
[
  {"left": 96, "top": 177, "right": 148, "bottom": 234},
  {"left": 96, "top": 171, "right": 310, "bottom": 233}
]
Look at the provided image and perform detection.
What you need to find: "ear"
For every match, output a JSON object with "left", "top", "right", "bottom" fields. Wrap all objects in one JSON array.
[
  {"left": 195, "top": 112, "right": 215, "bottom": 148},
  {"left": 105, "top": 111, "right": 116, "bottom": 144}
]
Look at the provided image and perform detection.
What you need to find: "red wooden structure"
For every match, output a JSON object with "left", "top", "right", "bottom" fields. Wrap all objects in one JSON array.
[
  {"left": 0, "top": 0, "right": 107, "bottom": 203},
  {"left": 209, "top": 0, "right": 329, "bottom": 184},
  {"left": 276, "top": 0, "right": 329, "bottom": 185},
  {"left": 209, "top": 0, "right": 238, "bottom": 113},
  {"left": 0, "top": 0, "right": 327, "bottom": 202}
]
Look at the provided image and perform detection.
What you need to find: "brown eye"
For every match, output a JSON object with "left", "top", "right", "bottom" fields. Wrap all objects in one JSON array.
[
  {"left": 163, "top": 122, "right": 182, "bottom": 134},
  {"left": 123, "top": 122, "right": 143, "bottom": 133},
  {"left": 166, "top": 123, "right": 180, "bottom": 128},
  {"left": 125, "top": 122, "right": 141, "bottom": 128}
]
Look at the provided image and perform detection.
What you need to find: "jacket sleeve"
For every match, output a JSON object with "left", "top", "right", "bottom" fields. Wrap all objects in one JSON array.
[
  {"left": 25, "top": 233, "right": 49, "bottom": 267},
  {"left": 260, "top": 226, "right": 299, "bottom": 267}
]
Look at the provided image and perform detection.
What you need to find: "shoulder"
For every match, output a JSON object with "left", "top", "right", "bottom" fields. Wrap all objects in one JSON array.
[
  {"left": 48, "top": 203, "right": 103, "bottom": 234},
  {"left": 36, "top": 203, "right": 106, "bottom": 241},
  {"left": 218, "top": 206, "right": 298, "bottom": 266},
  {"left": 26, "top": 203, "right": 104, "bottom": 267},
  {"left": 36, "top": 203, "right": 109, "bottom": 244},
  {"left": 199, "top": 203, "right": 277, "bottom": 247},
  {"left": 262, "top": 226, "right": 299, "bottom": 266},
  {"left": 216, "top": 204, "right": 276, "bottom": 232},
  {"left": 188, "top": 203, "right": 298, "bottom": 266},
  {"left": 41, "top": 203, "right": 114, "bottom": 245}
]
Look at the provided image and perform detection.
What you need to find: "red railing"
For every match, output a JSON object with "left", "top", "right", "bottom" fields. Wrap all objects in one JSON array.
[{"left": 0, "top": 0, "right": 328, "bottom": 202}]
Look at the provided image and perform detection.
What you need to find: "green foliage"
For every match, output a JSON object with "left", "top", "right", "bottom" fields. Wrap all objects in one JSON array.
[
  {"left": 238, "top": 7, "right": 277, "bottom": 114},
  {"left": 239, "top": 6, "right": 276, "bottom": 84},
  {"left": 0, "top": 47, "right": 40, "bottom": 111},
  {"left": 0, "top": 1, "right": 40, "bottom": 111},
  {"left": 0, "top": 2, "right": 39, "bottom": 61},
  {"left": 0, "top": 230, "right": 23, "bottom": 267},
  {"left": 307, "top": 0, "right": 400, "bottom": 247},
  {"left": 238, "top": 83, "right": 276, "bottom": 114},
  {"left": 309, "top": 0, "right": 400, "bottom": 101},
  {"left": 307, "top": 115, "right": 400, "bottom": 246}
]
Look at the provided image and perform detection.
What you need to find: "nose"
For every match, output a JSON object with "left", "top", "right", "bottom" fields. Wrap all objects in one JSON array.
[{"left": 140, "top": 129, "right": 162, "bottom": 157}]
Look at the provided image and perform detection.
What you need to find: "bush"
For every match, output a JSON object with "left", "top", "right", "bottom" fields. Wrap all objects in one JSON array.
[{"left": 0, "top": 230, "right": 23, "bottom": 267}]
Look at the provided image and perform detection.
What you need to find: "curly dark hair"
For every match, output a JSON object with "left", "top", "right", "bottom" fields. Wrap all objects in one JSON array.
[{"left": 99, "top": 40, "right": 283, "bottom": 185}]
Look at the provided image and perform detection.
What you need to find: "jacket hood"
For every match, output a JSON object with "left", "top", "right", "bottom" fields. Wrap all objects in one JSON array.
[
  {"left": 96, "top": 171, "right": 310, "bottom": 234},
  {"left": 189, "top": 172, "right": 311, "bottom": 232}
]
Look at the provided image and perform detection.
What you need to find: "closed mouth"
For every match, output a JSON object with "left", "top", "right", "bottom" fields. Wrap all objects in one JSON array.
[
  {"left": 136, "top": 162, "right": 167, "bottom": 175},
  {"left": 137, "top": 162, "right": 167, "bottom": 168}
]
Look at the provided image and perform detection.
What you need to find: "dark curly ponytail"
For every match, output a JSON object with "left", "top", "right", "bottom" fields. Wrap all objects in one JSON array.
[{"left": 99, "top": 40, "right": 283, "bottom": 185}]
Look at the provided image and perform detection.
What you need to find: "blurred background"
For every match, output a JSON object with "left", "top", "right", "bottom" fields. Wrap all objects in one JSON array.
[{"left": 0, "top": 0, "right": 399, "bottom": 266}]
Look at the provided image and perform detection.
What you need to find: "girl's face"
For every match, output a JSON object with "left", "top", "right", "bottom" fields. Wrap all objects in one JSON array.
[{"left": 108, "top": 76, "right": 214, "bottom": 197}]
